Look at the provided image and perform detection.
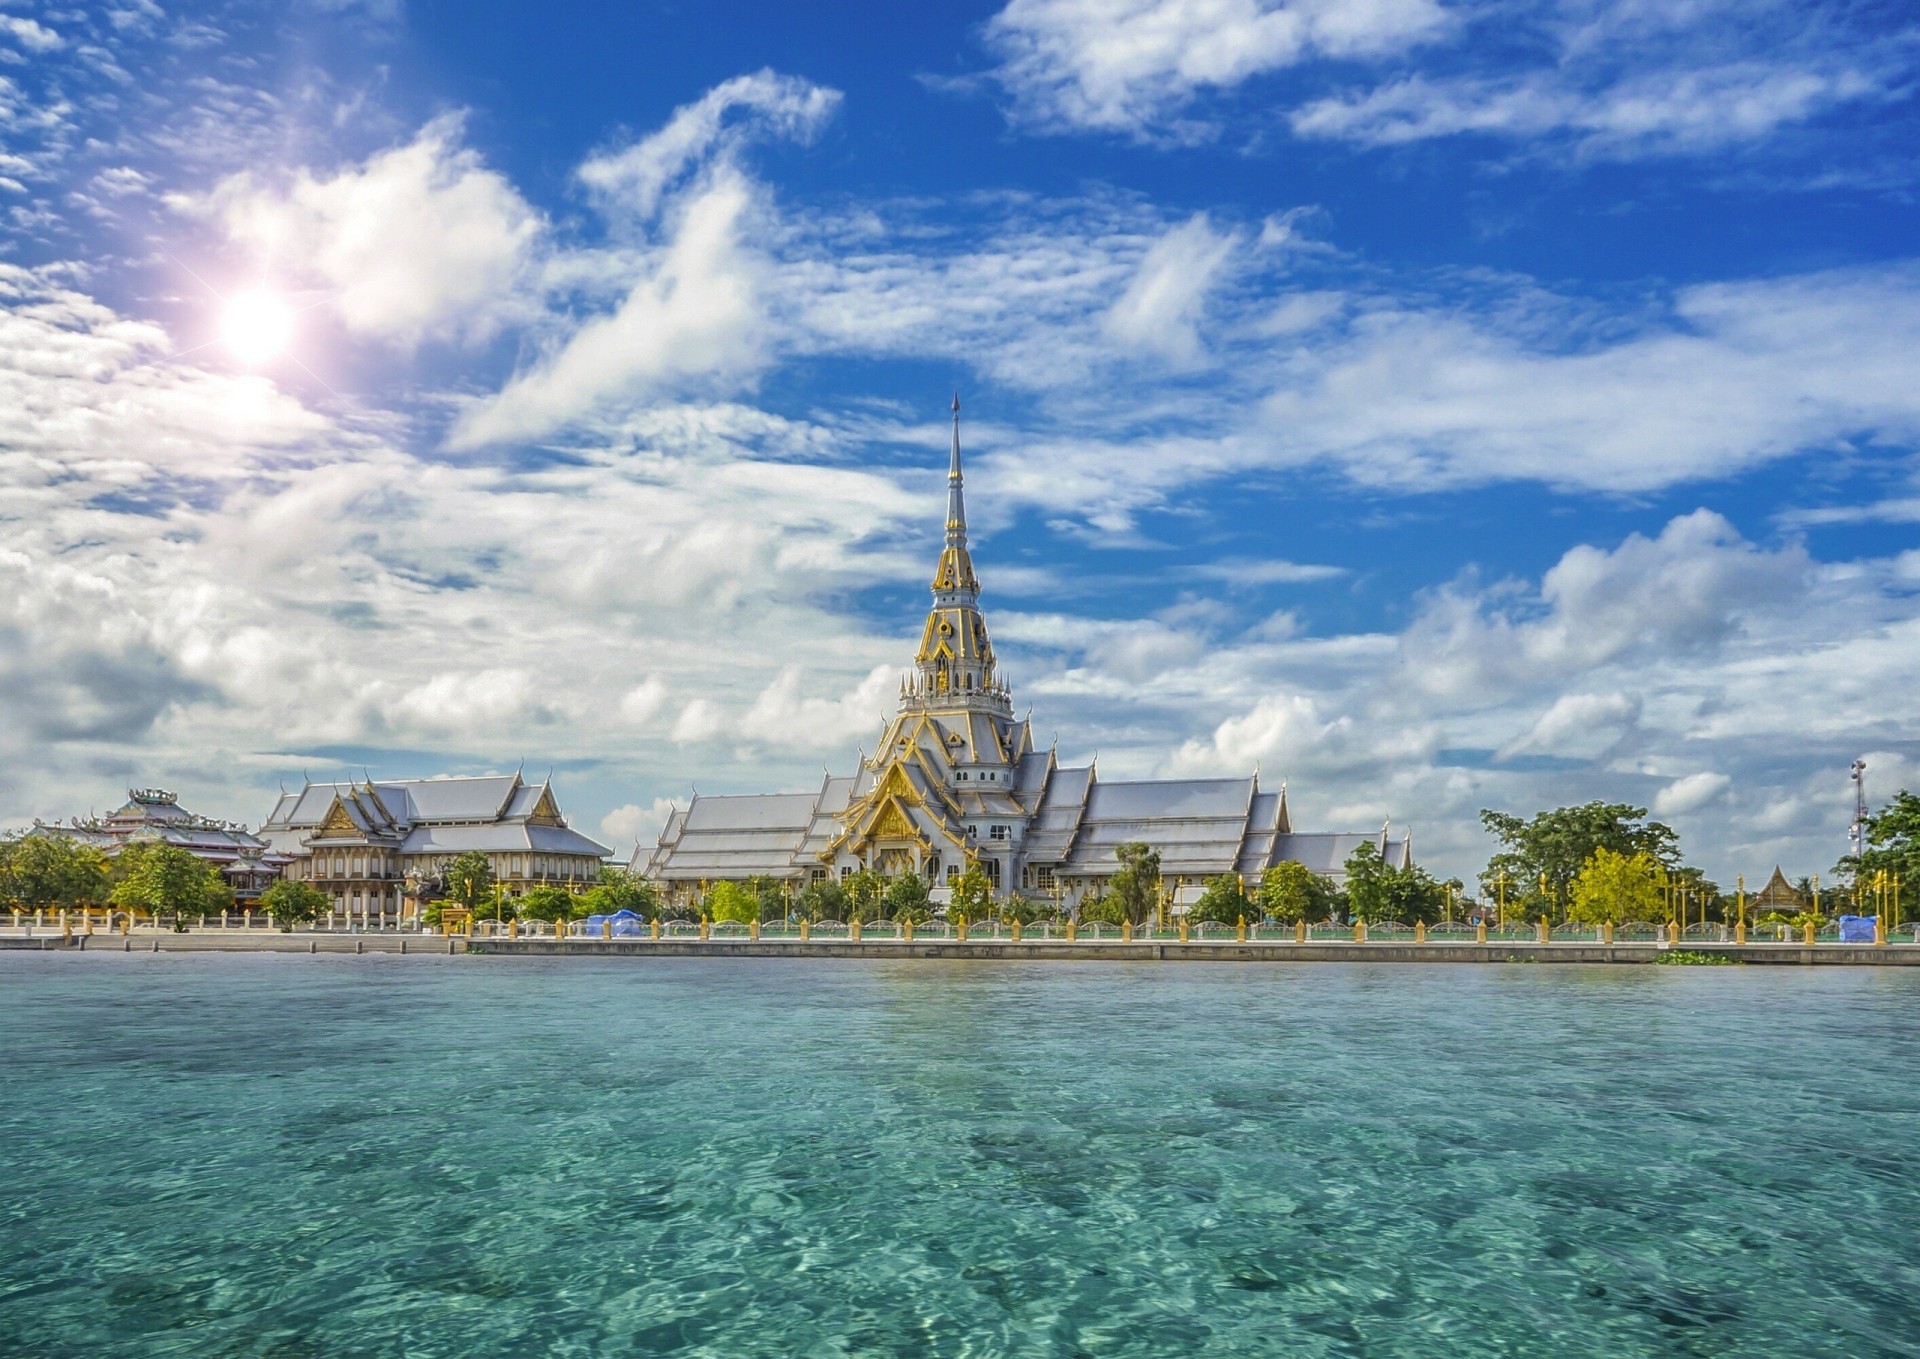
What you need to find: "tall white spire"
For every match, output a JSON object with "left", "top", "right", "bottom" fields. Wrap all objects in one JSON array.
[{"left": 946, "top": 392, "right": 967, "bottom": 550}]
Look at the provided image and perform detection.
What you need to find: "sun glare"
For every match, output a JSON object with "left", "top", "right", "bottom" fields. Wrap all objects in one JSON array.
[{"left": 220, "top": 288, "right": 296, "bottom": 367}]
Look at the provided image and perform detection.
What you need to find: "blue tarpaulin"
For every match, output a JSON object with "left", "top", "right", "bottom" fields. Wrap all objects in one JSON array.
[
  {"left": 581, "top": 910, "right": 643, "bottom": 936},
  {"left": 1838, "top": 915, "right": 1877, "bottom": 943}
]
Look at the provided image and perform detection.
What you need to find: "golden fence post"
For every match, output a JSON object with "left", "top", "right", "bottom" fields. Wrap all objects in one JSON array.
[
  {"left": 700, "top": 916, "right": 711, "bottom": 941},
  {"left": 1668, "top": 920, "right": 1680, "bottom": 946},
  {"left": 1414, "top": 919, "right": 1426, "bottom": 944},
  {"left": 1353, "top": 919, "right": 1365, "bottom": 944},
  {"left": 850, "top": 917, "right": 861, "bottom": 942},
  {"left": 750, "top": 918, "right": 760, "bottom": 941},
  {"left": 1124, "top": 919, "right": 1135, "bottom": 943},
  {"left": 649, "top": 918, "right": 659, "bottom": 940},
  {"left": 1011, "top": 918, "right": 1022, "bottom": 943},
  {"left": 1236, "top": 914, "right": 1247, "bottom": 943},
  {"left": 1538, "top": 915, "right": 1550, "bottom": 945},
  {"left": 903, "top": 918, "right": 914, "bottom": 943},
  {"left": 1603, "top": 920, "right": 1614, "bottom": 946},
  {"left": 801, "top": 919, "right": 811, "bottom": 941},
  {"left": 956, "top": 916, "right": 966, "bottom": 942},
  {"left": 1476, "top": 920, "right": 1487, "bottom": 943},
  {"left": 1734, "top": 917, "right": 1746, "bottom": 946},
  {"left": 1295, "top": 919, "right": 1306, "bottom": 944},
  {"left": 1066, "top": 918, "right": 1077, "bottom": 942},
  {"left": 603, "top": 918, "right": 613, "bottom": 940}
]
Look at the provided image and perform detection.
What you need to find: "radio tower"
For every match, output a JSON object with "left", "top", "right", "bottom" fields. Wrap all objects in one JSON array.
[{"left": 1850, "top": 759, "right": 1869, "bottom": 865}]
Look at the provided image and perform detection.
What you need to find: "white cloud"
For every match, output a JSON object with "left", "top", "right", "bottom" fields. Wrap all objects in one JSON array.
[
  {"left": 739, "top": 664, "right": 899, "bottom": 752},
  {"left": 1103, "top": 213, "right": 1239, "bottom": 363},
  {"left": 449, "top": 72, "right": 839, "bottom": 449},
  {"left": 449, "top": 169, "right": 767, "bottom": 448},
  {"left": 600, "top": 796, "right": 677, "bottom": 852},
  {"left": 0, "top": 16, "right": 63, "bottom": 54},
  {"left": 983, "top": 0, "right": 1449, "bottom": 137},
  {"left": 1291, "top": 62, "right": 1884, "bottom": 158},
  {"left": 1655, "top": 772, "right": 1731, "bottom": 816},
  {"left": 578, "top": 69, "right": 840, "bottom": 219},
  {"left": 1497, "top": 692, "right": 1640, "bottom": 762},
  {"left": 198, "top": 114, "right": 543, "bottom": 348}
]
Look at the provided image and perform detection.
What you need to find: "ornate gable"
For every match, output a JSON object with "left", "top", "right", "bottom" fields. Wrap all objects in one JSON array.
[
  {"left": 528, "top": 787, "right": 564, "bottom": 827},
  {"left": 318, "top": 796, "right": 361, "bottom": 838}
]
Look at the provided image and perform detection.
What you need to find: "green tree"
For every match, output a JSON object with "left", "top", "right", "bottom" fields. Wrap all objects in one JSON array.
[
  {"left": 443, "top": 851, "right": 496, "bottom": 914},
  {"left": 518, "top": 883, "right": 583, "bottom": 924},
  {"left": 1343, "top": 842, "right": 1394, "bottom": 923},
  {"left": 705, "top": 880, "right": 757, "bottom": 924},
  {"left": 1480, "top": 802, "right": 1682, "bottom": 918},
  {"left": 745, "top": 874, "right": 791, "bottom": 923},
  {"left": 582, "top": 866, "right": 659, "bottom": 920},
  {"left": 796, "top": 877, "right": 848, "bottom": 922},
  {"left": 0, "top": 833, "right": 110, "bottom": 913},
  {"left": 884, "top": 870, "right": 931, "bottom": 922},
  {"left": 259, "top": 878, "right": 330, "bottom": 930},
  {"left": 1835, "top": 789, "right": 1920, "bottom": 909},
  {"left": 1381, "top": 861, "right": 1449, "bottom": 925},
  {"left": 1568, "top": 848, "right": 1666, "bottom": 926},
  {"left": 949, "top": 862, "right": 993, "bottom": 922},
  {"left": 1079, "top": 888, "right": 1124, "bottom": 925},
  {"left": 1108, "top": 841, "right": 1162, "bottom": 926},
  {"left": 110, "top": 843, "right": 230, "bottom": 917},
  {"left": 1189, "top": 874, "right": 1251, "bottom": 926},
  {"left": 1255, "top": 861, "right": 1335, "bottom": 923},
  {"left": 841, "top": 867, "right": 889, "bottom": 923}
]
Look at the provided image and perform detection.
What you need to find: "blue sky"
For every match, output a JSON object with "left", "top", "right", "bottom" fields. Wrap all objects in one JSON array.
[{"left": 3, "top": 0, "right": 1918, "bottom": 888}]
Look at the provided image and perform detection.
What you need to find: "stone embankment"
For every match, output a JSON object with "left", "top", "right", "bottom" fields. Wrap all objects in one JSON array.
[{"left": 7, "top": 929, "right": 1914, "bottom": 964}]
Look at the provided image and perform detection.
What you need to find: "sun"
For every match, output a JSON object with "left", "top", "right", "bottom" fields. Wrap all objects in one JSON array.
[{"left": 220, "top": 287, "right": 296, "bottom": 367}]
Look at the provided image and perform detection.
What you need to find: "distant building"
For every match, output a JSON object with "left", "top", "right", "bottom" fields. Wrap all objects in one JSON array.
[
  {"left": 30, "top": 788, "right": 287, "bottom": 903},
  {"left": 643, "top": 401, "right": 1410, "bottom": 907},
  {"left": 259, "top": 774, "right": 611, "bottom": 925},
  {"left": 1749, "top": 866, "right": 1807, "bottom": 915}
]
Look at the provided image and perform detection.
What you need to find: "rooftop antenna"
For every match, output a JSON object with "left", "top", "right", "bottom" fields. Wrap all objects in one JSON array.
[{"left": 1851, "top": 759, "right": 1869, "bottom": 866}]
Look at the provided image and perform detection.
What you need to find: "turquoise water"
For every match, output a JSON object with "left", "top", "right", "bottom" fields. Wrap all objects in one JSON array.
[{"left": 2, "top": 957, "right": 1917, "bottom": 1357}]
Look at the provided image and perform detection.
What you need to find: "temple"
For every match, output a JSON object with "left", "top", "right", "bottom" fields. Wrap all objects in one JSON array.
[
  {"left": 30, "top": 788, "right": 288, "bottom": 904},
  {"left": 260, "top": 773, "right": 610, "bottom": 927},
  {"left": 644, "top": 399, "right": 1410, "bottom": 907}
]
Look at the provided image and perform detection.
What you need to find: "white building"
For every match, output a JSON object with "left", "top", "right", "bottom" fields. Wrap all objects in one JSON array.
[{"left": 644, "top": 400, "right": 1410, "bottom": 905}]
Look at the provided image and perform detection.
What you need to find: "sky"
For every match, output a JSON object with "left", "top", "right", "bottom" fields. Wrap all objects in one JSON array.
[{"left": 2, "top": 0, "right": 1918, "bottom": 889}]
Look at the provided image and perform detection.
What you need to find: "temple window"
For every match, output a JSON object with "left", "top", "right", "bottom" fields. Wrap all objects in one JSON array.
[
  {"left": 1036, "top": 867, "right": 1056, "bottom": 889},
  {"left": 989, "top": 825, "right": 1009, "bottom": 841}
]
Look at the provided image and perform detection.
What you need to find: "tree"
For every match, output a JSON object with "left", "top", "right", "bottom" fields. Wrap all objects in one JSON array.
[
  {"left": 1108, "top": 841, "right": 1162, "bottom": 926},
  {"left": 582, "top": 867, "right": 659, "bottom": 920},
  {"left": 110, "top": 843, "right": 230, "bottom": 918},
  {"left": 705, "top": 880, "right": 757, "bottom": 924},
  {"left": 1835, "top": 789, "right": 1920, "bottom": 906},
  {"left": 443, "top": 851, "right": 496, "bottom": 915},
  {"left": 259, "top": 878, "right": 329, "bottom": 930},
  {"left": 884, "top": 870, "right": 931, "bottom": 922},
  {"left": 1079, "top": 888, "right": 1124, "bottom": 925},
  {"left": 0, "top": 833, "right": 109, "bottom": 914},
  {"left": 1189, "top": 874, "right": 1251, "bottom": 926},
  {"left": 1256, "top": 861, "right": 1335, "bottom": 923},
  {"left": 1568, "top": 848, "right": 1666, "bottom": 925},
  {"left": 949, "top": 862, "right": 993, "bottom": 922},
  {"left": 1480, "top": 803, "right": 1681, "bottom": 918},
  {"left": 745, "top": 874, "right": 790, "bottom": 923},
  {"left": 1381, "top": 861, "right": 1449, "bottom": 925},
  {"left": 518, "top": 884, "right": 582, "bottom": 924},
  {"left": 843, "top": 867, "right": 889, "bottom": 923},
  {"left": 1344, "top": 844, "right": 1390, "bottom": 929},
  {"left": 796, "top": 877, "right": 848, "bottom": 922}
]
